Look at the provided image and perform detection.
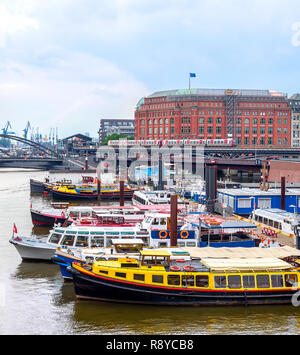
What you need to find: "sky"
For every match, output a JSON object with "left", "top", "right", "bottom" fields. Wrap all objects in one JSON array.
[{"left": 1, "top": 0, "right": 300, "bottom": 139}]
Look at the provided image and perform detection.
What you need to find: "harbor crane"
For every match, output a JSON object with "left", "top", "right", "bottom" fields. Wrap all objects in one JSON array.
[
  {"left": 2, "top": 121, "right": 15, "bottom": 135},
  {"left": 23, "top": 121, "right": 31, "bottom": 139}
]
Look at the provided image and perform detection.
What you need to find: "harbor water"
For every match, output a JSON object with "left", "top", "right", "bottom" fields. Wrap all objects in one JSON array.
[{"left": 1, "top": 169, "right": 300, "bottom": 335}]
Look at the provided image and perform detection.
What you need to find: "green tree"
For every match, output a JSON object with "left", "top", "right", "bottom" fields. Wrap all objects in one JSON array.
[{"left": 101, "top": 134, "right": 134, "bottom": 146}]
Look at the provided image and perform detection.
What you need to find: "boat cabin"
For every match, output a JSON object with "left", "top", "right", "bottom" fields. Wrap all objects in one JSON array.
[
  {"left": 51, "top": 202, "right": 69, "bottom": 210},
  {"left": 140, "top": 250, "right": 171, "bottom": 267}
]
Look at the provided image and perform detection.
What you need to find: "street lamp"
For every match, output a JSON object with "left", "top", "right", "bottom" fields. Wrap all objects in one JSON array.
[{"left": 290, "top": 204, "right": 296, "bottom": 216}]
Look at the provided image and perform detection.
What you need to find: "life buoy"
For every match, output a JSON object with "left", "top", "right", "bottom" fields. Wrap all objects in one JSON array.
[
  {"left": 180, "top": 230, "right": 189, "bottom": 239},
  {"left": 159, "top": 230, "right": 168, "bottom": 239},
  {"left": 170, "top": 265, "right": 181, "bottom": 272},
  {"left": 183, "top": 265, "right": 195, "bottom": 272},
  {"left": 176, "top": 259, "right": 186, "bottom": 263}
]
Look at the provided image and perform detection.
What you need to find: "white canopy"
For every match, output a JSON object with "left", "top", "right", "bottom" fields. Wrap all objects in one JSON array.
[
  {"left": 182, "top": 246, "right": 300, "bottom": 259},
  {"left": 200, "top": 257, "right": 292, "bottom": 271}
]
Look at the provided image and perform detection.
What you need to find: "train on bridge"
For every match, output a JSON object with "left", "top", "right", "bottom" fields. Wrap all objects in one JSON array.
[{"left": 108, "top": 139, "right": 237, "bottom": 147}]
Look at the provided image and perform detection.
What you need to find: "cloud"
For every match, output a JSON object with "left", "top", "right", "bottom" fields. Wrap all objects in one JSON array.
[
  {"left": 0, "top": 49, "right": 148, "bottom": 137},
  {"left": 0, "top": 2, "right": 39, "bottom": 47}
]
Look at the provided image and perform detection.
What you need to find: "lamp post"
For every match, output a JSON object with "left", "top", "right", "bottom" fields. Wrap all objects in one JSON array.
[{"left": 290, "top": 204, "right": 296, "bottom": 216}]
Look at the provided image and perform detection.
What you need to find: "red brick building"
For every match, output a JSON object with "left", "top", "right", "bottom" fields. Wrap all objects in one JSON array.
[{"left": 134, "top": 88, "right": 291, "bottom": 147}]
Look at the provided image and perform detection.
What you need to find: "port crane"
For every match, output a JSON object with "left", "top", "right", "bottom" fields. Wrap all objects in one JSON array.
[
  {"left": 23, "top": 121, "right": 31, "bottom": 139},
  {"left": 1, "top": 121, "right": 15, "bottom": 135}
]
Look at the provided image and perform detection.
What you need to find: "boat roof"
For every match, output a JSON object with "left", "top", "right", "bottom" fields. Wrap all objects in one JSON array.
[
  {"left": 253, "top": 209, "right": 300, "bottom": 222},
  {"left": 140, "top": 250, "right": 171, "bottom": 257},
  {"left": 218, "top": 188, "right": 300, "bottom": 197},
  {"left": 182, "top": 246, "right": 300, "bottom": 259},
  {"left": 192, "top": 220, "right": 257, "bottom": 229},
  {"left": 200, "top": 257, "right": 292, "bottom": 271}
]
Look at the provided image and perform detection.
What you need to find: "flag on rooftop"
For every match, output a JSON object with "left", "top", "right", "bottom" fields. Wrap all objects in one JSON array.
[{"left": 189, "top": 73, "right": 196, "bottom": 78}]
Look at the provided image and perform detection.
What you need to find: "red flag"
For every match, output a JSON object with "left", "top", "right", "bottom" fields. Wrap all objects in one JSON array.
[{"left": 13, "top": 224, "right": 17, "bottom": 234}]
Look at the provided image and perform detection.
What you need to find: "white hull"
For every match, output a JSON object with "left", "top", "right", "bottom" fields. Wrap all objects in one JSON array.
[{"left": 11, "top": 241, "right": 56, "bottom": 261}]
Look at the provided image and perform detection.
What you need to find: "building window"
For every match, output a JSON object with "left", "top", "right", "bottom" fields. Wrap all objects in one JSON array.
[
  {"left": 237, "top": 198, "right": 251, "bottom": 209},
  {"left": 258, "top": 198, "right": 271, "bottom": 209}
]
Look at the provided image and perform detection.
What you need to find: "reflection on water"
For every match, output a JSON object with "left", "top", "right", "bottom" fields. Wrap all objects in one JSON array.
[{"left": 1, "top": 169, "right": 300, "bottom": 335}]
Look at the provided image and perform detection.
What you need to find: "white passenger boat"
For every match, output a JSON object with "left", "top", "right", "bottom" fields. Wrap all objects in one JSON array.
[
  {"left": 52, "top": 239, "right": 190, "bottom": 279},
  {"left": 10, "top": 211, "right": 259, "bottom": 261},
  {"left": 132, "top": 189, "right": 184, "bottom": 206},
  {"left": 250, "top": 208, "right": 300, "bottom": 238},
  {"left": 10, "top": 212, "right": 199, "bottom": 261}
]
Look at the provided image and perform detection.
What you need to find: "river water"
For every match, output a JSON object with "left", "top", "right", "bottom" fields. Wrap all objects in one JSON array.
[{"left": 1, "top": 169, "right": 300, "bottom": 335}]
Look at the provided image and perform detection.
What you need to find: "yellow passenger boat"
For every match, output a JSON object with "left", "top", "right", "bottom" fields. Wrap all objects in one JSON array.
[{"left": 68, "top": 249, "right": 300, "bottom": 306}]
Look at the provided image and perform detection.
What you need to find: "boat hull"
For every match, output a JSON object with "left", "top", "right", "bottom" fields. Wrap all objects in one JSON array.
[
  {"left": 30, "top": 179, "right": 46, "bottom": 193},
  {"left": 9, "top": 239, "right": 56, "bottom": 261},
  {"left": 52, "top": 189, "right": 134, "bottom": 201},
  {"left": 31, "top": 210, "right": 68, "bottom": 227},
  {"left": 69, "top": 266, "right": 300, "bottom": 307}
]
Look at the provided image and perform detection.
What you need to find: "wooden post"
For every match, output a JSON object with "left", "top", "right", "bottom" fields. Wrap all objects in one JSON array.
[
  {"left": 281, "top": 176, "right": 286, "bottom": 211},
  {"left": 120, "top": 180, "right": 124, "bottom": 207},
  {"left": 170, "top": 195, "right": 178, "bottom": 247},
  {"left": 97, "top": 179, "right": 101, "bottom": 205}
]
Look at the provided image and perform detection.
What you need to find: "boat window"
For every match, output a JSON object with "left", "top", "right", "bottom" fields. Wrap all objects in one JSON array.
[
  {"left": 75, "top": 235, "right": 89, "bottom": 247},
  {"left": 186, "top": 242, "right": 196, "bottom": 247},
  {"left": 134, "top": 274, "right": 145, "bottom": 282},
  {"left": 168, "top": 275, "right": 180, "bottom": 286},
  {"left": 91, "top": 237, "right": 104, "bottom": 247},
  {"left": 106, "top": 238, "right": 113, "bottom": 247},
  {"left": 256, "top": 275, "right": 270, "bottom": 288},
  {"left": 81, "top": 211, "right": 91, "bottom": 217},
  {"left": 115, "top": 272, "right": 126, "bottom": 278},
  {"left": 99, "top": 270, "right": 108, "bottom": 275},
  {"left": 60, "top": 234, "right": 75, "bottom": 246},
  {"left": 285, "top": 274, "right": 298, "bottom": 288},
  {"left": 228, "top": 275, "right": 241, "bottom": 289},
  {"left": 160, "top": 218, "right": 166, "bottom": 226},
  {"left": 69, "top": 211, "right": 79, "bottom": 218},
  {"left": 152, "top": 218, "right": 159, "bottom": 225},
  {"left": 214, "top": 276, "right": 227, "bottom": 288},
  {"left": 158, "top": 241, "right": 168, "bottom": 247},
  {"left": 182, "top": 275, "right": 195, "bottom": 287},
  {"left": 152, "top": 275, "right": 164, "bottom": 283},
  {"left": 49, "top": 233, "right": 62, "bottom": 244},
  {"left": 242, "top": 275, "right": 255, "bottom": 288},
  {"left": 271, "top": 275, "right": 284, "bottom": 288},
  {"left": 196, "top": 275, "right": 209, "bottom": 288},
  {"left": 178, "top": 242, "right": 185, "bottom": 247}
]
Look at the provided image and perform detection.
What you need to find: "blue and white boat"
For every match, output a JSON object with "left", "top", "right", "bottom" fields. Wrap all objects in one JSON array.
[{"left": 52, "top": 239, "right": 190, "bottom": 279}]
